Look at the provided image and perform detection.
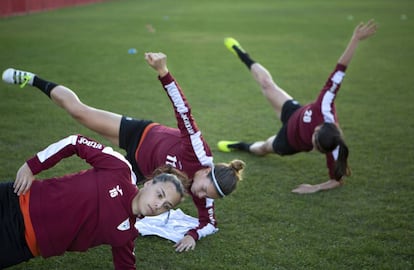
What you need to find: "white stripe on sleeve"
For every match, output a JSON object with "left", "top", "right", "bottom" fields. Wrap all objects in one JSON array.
[
  {"left": 321, "top": 91, "right": 336, "bottom": 123},
  {"left": 103, "top": 146, "right": 137, "bottom": 185},
  {"left": 332, "top": 145, "right": 339, "bottom": 161},
  {"left": 332, "top": 70, "right": 345, "bottom": 84},
  {"left": 37, "top": 135, "right": 77, "bottom": 163},
  {"left": 197, "top": 223, "right": 219, "bottom": 240},
  {"left": 190, "top": 131, "right": 214, "bottom": 166},
  {"left": 165, "top": 81, "right": 214, "bottom": 167}
]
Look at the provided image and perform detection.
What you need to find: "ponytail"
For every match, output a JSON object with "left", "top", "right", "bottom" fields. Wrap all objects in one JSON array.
[
  {"left": 316, "top": 123, "right": 351, "bottom": 181},
  {"left": 334, "top": 140, "right": 351, "bottom": 180}
]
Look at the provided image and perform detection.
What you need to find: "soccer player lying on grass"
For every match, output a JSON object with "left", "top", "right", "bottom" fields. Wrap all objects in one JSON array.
[
  {"left": 218, "top": 20, "right": 377, "bottom": 194},
  {"left": 0, "top": 134, "right": 186, "bottom": 269},
  {"left": 2, "top": 52, "right": 245, "bottom": 252}
]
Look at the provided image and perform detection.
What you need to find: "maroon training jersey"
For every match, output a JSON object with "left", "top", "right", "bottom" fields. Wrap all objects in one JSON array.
[
  {"left": 286, "top": 64, "right": 347, "bottom": 179},
  {"left": 135, "top": 73, "right": 218, "bottom": 241},
  {"left": 26, "top": 134, "right": 139, "bottom": 269}
]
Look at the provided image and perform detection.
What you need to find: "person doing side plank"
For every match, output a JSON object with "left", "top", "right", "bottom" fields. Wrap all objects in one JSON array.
[
  {"left": 0, "top": 134, "right": 185, "bottom": 269},
  {"left": 218, "top": 20, "right": 377, "bottom": 194},
  {"left": 2, "top": 52, "right": 245, "bottom": 252}
]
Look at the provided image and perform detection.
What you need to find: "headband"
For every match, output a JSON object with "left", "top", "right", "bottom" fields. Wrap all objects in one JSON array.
[{"left": 211, "top": 166, "right": 225, "bottom": 198}]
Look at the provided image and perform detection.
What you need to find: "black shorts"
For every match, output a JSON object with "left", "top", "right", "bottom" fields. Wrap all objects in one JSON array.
[
  {"left": 119, "top": 116, "right": 153, "bottom": 181},
  {"left": 0, "top": 182, "right": 34, "bottom": 268},
  {"left": 272, "top": 100, "right": 301, "bottom": 156}
]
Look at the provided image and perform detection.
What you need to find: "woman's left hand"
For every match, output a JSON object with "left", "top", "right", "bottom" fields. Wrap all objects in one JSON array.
[
  {"left": 14, "top": 162, "right": 35, "bottom": 195},
  {"left": 174, "top": 235, "right": 196, "bottom": 252}
]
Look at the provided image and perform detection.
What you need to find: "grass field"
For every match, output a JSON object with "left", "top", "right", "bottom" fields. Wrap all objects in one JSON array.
[{"left": 1, "top": 0, "right": 413, "bottom": 269}]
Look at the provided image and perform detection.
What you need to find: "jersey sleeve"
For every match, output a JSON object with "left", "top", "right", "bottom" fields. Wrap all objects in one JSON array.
[
  {"left": 185, "top": 194, "right": 218, "bottom": 241},
  {"left": 158, "top": 73, "right": 217, "bottom": 241},
  {"left": 315, "top": 64, "right": 347, "bottom": 123},
  {"left": 316, "top": 64, "right": 346, "bottom": 180},
  {"left": 111, "top": 240, "right": 136, "bottom": 270},
  {"left": 159, "top": 73, "right": 200, "bottom": 138},
  {"left": 158, "top": 72, "right": 213, "bottom": 167},
  {"left": 26, "top": 134, "right": 135, "bottom": 181}
]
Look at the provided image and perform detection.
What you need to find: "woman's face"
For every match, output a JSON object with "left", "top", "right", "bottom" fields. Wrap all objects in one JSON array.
[
  {"left": 190, "top": 168, "right": 220, "bottom": 199},
  {"left": 133, "top": 180, "right": 182, "bottom": 217}
]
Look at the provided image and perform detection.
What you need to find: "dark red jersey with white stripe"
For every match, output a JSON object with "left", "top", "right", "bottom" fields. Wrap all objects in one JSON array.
[
  {"left": 135, "top": 73, "right": 218, "bottom": 240},
  {"left": 287, "top": 64, "right": 347, "bottom": 179},
  {"left": 26, "top": 135, "right": 139, "bottom": 269}
]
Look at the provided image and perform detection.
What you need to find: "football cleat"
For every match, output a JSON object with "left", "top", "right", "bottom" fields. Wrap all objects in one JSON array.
[
  {"left": 217, "top": 140, "right": 239, "bottom": 152},
  {"left": 2, "top": 68, "right": 34, "bottom": 88},
  {"left": 224, "top": 37, "right": 245, "bottom": 56}
]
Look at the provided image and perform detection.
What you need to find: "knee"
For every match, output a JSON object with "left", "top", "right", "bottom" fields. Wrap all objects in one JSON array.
[{"left": 251, "top": 141, "right": 273, "bottom": 156}]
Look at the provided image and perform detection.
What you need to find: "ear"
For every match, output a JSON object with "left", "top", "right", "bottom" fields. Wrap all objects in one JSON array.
[
  {"left": 143, "top": 179, "right": 153, "bottom": 187},
  {"left": 204, "top": 167, "right": 212, "bottom": 175}
]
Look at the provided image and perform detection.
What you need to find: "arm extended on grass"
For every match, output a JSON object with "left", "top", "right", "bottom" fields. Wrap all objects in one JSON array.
[
  {"left": 338, "top": 19, "right": 377, "bottom": 66},
  {"left": 291, "top": 179, "right": 343, "bottom": 194}
]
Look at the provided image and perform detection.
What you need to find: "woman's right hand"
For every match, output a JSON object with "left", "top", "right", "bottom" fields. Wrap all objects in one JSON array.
[
  {"left": 145, "top": 52, "right": 169, "bottom": 77},
  {"left": 352, "top": 19, "right": 377, "bottom": 41},
  {"left": 13, "top": 162, "right": 35, "bottom": 195}
]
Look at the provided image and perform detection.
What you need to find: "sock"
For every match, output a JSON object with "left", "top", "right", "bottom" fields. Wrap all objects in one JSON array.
[
  {"left": 228, "top": 142, "right": 252, "bottom": 152},
  {"left": 233, "top": 46, "right": 255, "bottom": 70},
  {"left": 32, "top": 76, "right": 58, "bottom": 98}
]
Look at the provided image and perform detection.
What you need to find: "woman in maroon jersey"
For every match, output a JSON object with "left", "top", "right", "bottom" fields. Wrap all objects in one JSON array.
[
  {"left": 2, "top": 52, "right": 245, "bottom": 252},
  {"left": 218, "top": 20, "right": 377, "bottom": 194},
  {"left": 0, "top": 134, "right": 186, "bottom": 269}
]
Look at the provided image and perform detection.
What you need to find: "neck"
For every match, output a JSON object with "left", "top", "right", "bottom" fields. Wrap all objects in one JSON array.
[{"left": 131, "top": 194, "right": 141, "bottom": 216}]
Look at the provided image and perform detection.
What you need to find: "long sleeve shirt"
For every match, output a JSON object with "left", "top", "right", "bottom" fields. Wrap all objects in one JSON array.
[
  {"left": 287, "top": 64, "right": 347, "bottom": 179},
  {"left": 135, "top": 73, "right": 218, "bottom": 241},
  {"left": 26, "top": 134, "right": 139, "bottom": 269}
]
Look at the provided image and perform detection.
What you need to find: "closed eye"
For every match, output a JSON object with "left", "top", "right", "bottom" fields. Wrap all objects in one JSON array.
[
  {"left": 163, "top": 202, "right": 173, "bottom": 210},
  {"left": 158, "top": 188, "right": 166, "bottom": 199}
]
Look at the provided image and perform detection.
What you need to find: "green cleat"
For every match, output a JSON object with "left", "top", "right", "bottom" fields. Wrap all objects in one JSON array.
[
  {"left": 217, "top": 140, "right": 239, "bottom": 152},
  {"left": 224, "top": 37, "right": 245, "bottom": 56}
]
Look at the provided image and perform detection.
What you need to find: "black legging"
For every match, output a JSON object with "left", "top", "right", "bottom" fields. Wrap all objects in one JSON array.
[{"left": 0, "top": 182, "right": 34, "bottom": 268}]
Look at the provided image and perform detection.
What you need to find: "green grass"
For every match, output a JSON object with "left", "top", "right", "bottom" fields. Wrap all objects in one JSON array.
[{"left": 1, "top": 0, "right": 413, "bottom": 269}]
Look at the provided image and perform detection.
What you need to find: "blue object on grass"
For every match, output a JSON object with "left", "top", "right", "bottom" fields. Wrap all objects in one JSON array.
[{"left": 128, "top": 48, "right": 137, "bottom": 54}]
